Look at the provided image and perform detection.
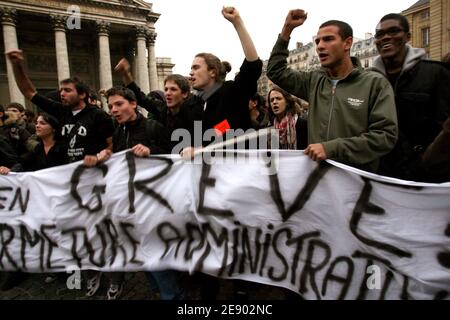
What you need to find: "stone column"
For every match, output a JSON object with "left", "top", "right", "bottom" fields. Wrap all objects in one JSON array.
[
  {"left": 147, "top": 31, "right": 158, "bottom": 91},
  {"left": 135, "top": 26, "right": 149, "bottom": 93},
  {"left": 50, "top": 14, "right": 70, "bottom": 82},
  {"left": 0, "top": 8, "right": 24, "bottom": 104},
  {"left": 132, "top": 50, "right": 138, "bottom": 82},
  {"left": 96, "top": 21, "right": 112, "bottom": 92},
  {"left": 96, "top": 21, "right": 112, "bottom": 112}
]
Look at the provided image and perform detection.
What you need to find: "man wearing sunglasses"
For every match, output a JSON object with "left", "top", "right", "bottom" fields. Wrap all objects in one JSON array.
[{"left": 373, "top": 13, "right": 450, "bottom": 182}]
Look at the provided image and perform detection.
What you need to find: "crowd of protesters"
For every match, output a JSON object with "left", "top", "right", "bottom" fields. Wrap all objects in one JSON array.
[{"left": 0, "top": 6, "right": 449, "bottom": 300}]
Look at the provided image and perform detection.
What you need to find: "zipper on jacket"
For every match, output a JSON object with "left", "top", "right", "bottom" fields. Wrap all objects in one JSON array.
[{"left": 326, "top": 83, "right": 337, "bottom": 140}]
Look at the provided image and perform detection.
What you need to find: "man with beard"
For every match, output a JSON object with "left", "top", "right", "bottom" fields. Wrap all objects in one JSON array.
[
  {"left": 6, "top": 49, "right": 114, "bottom": 296},
  {"left": 6, "top": 50, "right": 114, "bottom": 166}
]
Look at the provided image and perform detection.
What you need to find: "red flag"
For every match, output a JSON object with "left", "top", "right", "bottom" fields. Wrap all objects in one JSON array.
[{"left": 214, "top": 119, "right": 231, "bottom": 136}]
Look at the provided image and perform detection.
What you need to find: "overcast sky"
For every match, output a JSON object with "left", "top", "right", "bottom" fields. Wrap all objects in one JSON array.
[{"left": 149, "top": 0, "right": 417, "bottom": 78}]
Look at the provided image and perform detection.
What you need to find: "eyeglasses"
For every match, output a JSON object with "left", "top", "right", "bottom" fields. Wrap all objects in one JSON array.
[{"left": 375, "top": 27, "right": 404, "bottom": 39}]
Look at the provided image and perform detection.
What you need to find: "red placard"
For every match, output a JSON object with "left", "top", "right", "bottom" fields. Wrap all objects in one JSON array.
[{"left": 214, "top": 119, "right": 231, "bottom": 136}]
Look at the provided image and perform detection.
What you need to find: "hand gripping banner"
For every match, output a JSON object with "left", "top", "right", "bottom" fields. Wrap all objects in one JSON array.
[{"left": 0, "top": 150, "right": 449, "bottom": 300}]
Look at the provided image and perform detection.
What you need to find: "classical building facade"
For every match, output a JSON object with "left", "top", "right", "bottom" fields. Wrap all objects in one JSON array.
[
  {"left": 257, "top": 1, "right": 450, "bottom": 102},
  {"left": 257, "top": 41, "right": 318, "bottom": 101},
  {"left": 351, "top": 33, "right": 378, "bottom": 69},
  {"left": 155, "top": 57, "right": 174, "bottom": 92},
  {"left": 0, "top": 0, "right": 174, "bottom": 109},
  {"left": 402, "top": 0, "right": 450, "bottom": 60},
  {"left": 256, "top": 60, "right": 270, "bottom": 100},
  {"left": 287, "top": 41, "right": 318, "bottom": 73}
]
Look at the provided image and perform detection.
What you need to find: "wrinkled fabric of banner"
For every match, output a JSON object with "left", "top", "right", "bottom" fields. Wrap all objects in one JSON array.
[{"left": 0, "top": 150, "right": 449, "bottom": 300}]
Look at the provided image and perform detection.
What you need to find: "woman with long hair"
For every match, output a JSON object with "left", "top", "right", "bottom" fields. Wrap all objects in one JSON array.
[
  {"left": 23, "top": 112, "right": 67, "bottom": 171},
  {"left": 268, "top": 86, "right": 307, "bottom": 150}
]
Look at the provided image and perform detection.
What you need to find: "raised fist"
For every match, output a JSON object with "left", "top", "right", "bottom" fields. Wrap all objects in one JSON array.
[
  {"left": 5, "top": 49, "right": 24, "bottom": 65},
  {"left": 114, "top": 57, "right": 131, "bottom": 74},
  {"left": 222, "top": 6, "right": 240, "bottom": 23},
  {"left": 284, "top": 9, "right": 308, "bottom": 30}
]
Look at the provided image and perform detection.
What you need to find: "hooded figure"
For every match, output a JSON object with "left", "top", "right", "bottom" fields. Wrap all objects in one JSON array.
[{"left": 372, "top": 14, "right": 450, "bottom": 182}]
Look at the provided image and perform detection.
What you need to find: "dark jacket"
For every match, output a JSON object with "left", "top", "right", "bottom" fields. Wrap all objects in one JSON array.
[
  {"left": 22, "top": 141, "right": 68, "bottom": 171},
  {"left": 372, "top": 46, "right": 450, "bottom": 181},
  {"left": 113, "top": 113, "right": 170, "bottom": 154},
  {"left": 0, "top": 135, "right": 22, "bottom": 172},
  {"left": 170, "top": 95, "right": 204, "bottom": 148},
  {"left": 126, "top": 82, "right": 204, "bottom": 149},
  {"left": 128, "top": 58, "right": 262, "bottom": 149},
  {"left": 126, "top": 81, "right": 167, "bottom": 125},
  {"left": 296, "top": 116, "right": 308, "bottom": 150},
  {"left": 200, "top": 59, "right": 263, "bottom": 135},
  {"left": 31, "top": 94, "right": 114, "bottom": 162},
  {"left": 421, "top": 117, "right": 450, "bottom": 183},
  {"left": 0, "top": 111, "right": 31, "bottom": 158}
]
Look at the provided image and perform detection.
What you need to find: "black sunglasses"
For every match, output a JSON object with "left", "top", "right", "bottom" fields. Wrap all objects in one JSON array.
[{"left": 375, "top": 27, "right": 404, "bottom": 39}]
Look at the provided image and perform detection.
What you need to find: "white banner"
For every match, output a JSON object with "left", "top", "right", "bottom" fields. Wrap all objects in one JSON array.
[{"left": 0, "top": 150, "right": 449, "bottom": 300}]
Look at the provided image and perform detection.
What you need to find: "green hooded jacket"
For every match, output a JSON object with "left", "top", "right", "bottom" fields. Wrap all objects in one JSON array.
[{"left": 267, "top": 36, "right": 398, "bottom": 172}]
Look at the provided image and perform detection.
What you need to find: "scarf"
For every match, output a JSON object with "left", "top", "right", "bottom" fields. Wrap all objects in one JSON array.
[
  {"left": 274, "top": 113, "right": 298, "bottom": 150},
  {"left": 197, "top": 82, "right": 223, "bottom": 102}
]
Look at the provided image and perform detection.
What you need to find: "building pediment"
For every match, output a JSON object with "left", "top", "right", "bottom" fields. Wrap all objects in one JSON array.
[
  {"left": 91, "top": 0, "right": 153, "bottom": 11},
  {"left": 0, "top": 0, "right": 153, "bottom": 11},
  {"left": 0, "top": 0, "right": 160, "bottom": 26}
]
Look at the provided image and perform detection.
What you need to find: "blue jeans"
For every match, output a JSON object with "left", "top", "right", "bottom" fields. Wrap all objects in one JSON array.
[{"left": 146, "top": 270, "right": 185, "bottom": 300}]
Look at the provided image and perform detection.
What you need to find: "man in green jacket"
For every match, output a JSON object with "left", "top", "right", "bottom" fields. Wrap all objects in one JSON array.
[{"left": 267, "top": 9, "right": 398, "bottom": 172}]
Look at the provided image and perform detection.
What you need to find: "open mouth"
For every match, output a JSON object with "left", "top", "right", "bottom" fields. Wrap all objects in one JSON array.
[
  {"left": 318, "top": 53, "right": 329, "bottom": 61},
  {"left": 381, "top": 43, "right": 393, "bottom": 50}
]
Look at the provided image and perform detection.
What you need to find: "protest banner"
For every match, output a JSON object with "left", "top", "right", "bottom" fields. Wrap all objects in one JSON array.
[{"left": 0, "top": 150, "right": 449, "bottom": 299}]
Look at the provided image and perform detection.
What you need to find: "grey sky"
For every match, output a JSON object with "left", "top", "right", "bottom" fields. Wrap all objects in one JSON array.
[{"left": 149, "top": 0, "right": 417, "bottom": 78}]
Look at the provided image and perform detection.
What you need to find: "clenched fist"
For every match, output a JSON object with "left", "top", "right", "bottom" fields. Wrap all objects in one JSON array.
[
  {"left": 222, "top": 6, "right": 241, "bottom": 24},
  {"left": 5, "top": 49, "right": 24, "bottom": 65},
  {"left": 114, "top": 58, "right": 131, "bottom": 74},
  {"left": 284, "top": 9, "right": 308, "bottom": 30}
]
